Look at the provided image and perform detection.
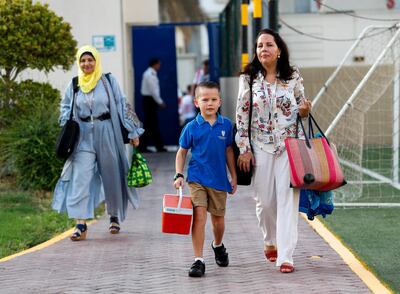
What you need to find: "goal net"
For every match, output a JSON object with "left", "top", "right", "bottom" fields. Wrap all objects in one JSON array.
[{"left": 312, "top": 24, "right": 400, "bottom": 206}]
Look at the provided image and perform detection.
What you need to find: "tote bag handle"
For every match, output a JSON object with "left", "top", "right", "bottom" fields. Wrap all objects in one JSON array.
[
  {"left": 177, "top": 187, "right": 184, "bottom": 209},
  {"left": 295, "top": 113, "right": 330, "bottom": 148}
]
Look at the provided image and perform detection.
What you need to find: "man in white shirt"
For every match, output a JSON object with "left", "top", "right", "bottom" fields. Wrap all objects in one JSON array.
[{"left": 140, "top": 58, "right": 167, "bottom": 152}]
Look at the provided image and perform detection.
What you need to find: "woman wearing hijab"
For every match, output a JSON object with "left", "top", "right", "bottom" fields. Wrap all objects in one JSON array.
[{"left": 53, "top": 45, "right": 144, "bottom": 241}]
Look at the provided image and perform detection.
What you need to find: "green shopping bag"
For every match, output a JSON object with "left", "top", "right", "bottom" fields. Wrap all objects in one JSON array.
[{"left": 127, "top": 149, "right": 152, "bottom": 187}]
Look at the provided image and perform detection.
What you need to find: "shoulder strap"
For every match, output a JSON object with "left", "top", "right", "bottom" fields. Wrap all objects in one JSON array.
[
  {"left": 105, "top": 72, "right": 111, "bottom": 85},
  {"left": 100, "top": 74, "right": 114, "bottom": 115},
  {"left": 69, "top": 76, "right": 79, "bottom": 120},
  {"left": 248, "top": 75, "right": 254, "bottom": 151},
  {"left": 72, "top": 76, "right": 79, "bottom": 94},
  {"left": 102, "top": 72, "right": 114, "bottom": 98}
]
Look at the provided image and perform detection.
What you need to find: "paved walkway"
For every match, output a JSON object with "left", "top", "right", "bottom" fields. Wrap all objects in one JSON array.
[{"left": 0, "top": 152, "right": 371, "bottom": 293}]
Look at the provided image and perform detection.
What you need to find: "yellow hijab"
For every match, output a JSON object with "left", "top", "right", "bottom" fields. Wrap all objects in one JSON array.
[{"left": 76, "top": 45, "right": 103, "bottom": 93}]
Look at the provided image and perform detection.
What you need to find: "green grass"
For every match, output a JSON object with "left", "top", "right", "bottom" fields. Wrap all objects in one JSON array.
[
  {"left": 0, "top": 189, "right": 76, "bottom": 259},
  {"left": 320, "top": 208, "right": 400, "bottom": 293},
  {"left": 337, "top": 145, "right": 400, "bottom": 203},
  {"left": 335, "top": 183, "right": 400, "bottom": 203}
]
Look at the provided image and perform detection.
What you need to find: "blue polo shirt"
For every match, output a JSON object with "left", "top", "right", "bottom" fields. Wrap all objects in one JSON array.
[{"left": 179, "top": 113, "right": 233, "bottom": 192}]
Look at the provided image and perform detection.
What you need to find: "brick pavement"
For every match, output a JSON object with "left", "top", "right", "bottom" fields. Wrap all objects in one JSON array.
[{"left": 0, "top": 152, "right": 371, "bottom": 293}]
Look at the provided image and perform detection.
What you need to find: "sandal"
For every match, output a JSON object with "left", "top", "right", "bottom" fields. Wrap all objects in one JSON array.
[
  {"left": 264, "top": 247, "right": 277, "bottom": 262},
  {"left": 109, "top": 216, "right": 120, "bottom": 234},
  {"left": 280, "top": 263, "right": 295, "bottom": 273},
  {"left": 70, "top": 223, "right": 87, "bottom": 241}
]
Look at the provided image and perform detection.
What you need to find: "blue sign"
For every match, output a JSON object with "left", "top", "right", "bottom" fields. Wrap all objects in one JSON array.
[{"left": 92, "top": 35, "right": 116, "bottom": 52}]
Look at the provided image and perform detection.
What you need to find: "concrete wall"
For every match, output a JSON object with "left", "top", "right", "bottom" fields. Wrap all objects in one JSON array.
[
  {"left": 31, "top": 0, "right": 159, "bottom": 106},
  {"left": 280, "top": 0, "right": 398, "bottom": 13},
  {"left": 123, "top": 0, "right": 158, "bottom": 25},
  {"left": 220, "top": 77, "right": 239, "bottom": 121},
  {"left": 121, "top": 0, "right": 159, "bottom": 106},
  {"left": 33, "top": 0, "right": 124, "bottom": 92},
  {"left": 280, "top": 12, "right": 400, "bottom": 69},
  {"left": 301, "top": 67, "right": 395, "bottom": 145}
]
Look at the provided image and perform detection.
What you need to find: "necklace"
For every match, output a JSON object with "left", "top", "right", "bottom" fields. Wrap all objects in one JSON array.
[
  {"left": 266, "top": 76, "right": 277, "bottom": 84},
  {"left": 84, "top": 91, "right": 95, "bottom": 124},
  {"left": 84, "top": 91, "right": 94, "bottom": 109},
  {"left": 265, "top": 79, "right": 277, "bottom": 122}
]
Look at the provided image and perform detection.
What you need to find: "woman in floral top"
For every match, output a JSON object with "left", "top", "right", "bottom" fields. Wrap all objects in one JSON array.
[{"left": 236, "top": 29, "right": 311, "bottom": 273}]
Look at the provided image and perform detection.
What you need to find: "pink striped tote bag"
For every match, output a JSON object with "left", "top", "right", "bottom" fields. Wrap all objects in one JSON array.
[{"left": 284, "top": 114, "right": 346, "bottom": 191}]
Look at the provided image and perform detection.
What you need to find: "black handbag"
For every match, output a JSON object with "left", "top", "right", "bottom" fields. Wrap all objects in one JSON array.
[
  {"left": 233, "top": 76, "right": 254, "bottom": 186},
  {"left": 55, "top": 77, "right": 80, "bottom": 159},
  {"left": 103, "top": 73, "right": 130, "bottom": 144}
]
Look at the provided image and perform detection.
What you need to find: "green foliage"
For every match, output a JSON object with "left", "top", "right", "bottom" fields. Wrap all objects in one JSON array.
[
  {"left": 0, "top": 79, "right": 60, "bottom": 127},
  {"left": 0, "top": 1, "right": 76, "bottom": 191},
  {"left": 0, "top": 0, "right": 77, "bottom": 82},
  {"left": 0, "top": 81, "right": 64, "bottom": 190}
]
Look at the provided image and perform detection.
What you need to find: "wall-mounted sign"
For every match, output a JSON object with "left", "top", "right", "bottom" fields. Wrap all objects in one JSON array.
[{"left": 92, "top": 35, "right": 116, "bottom": 52}]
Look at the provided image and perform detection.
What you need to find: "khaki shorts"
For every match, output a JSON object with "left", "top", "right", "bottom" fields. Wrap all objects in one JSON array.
[{"left": 188, "top": 182, "right": 227, "bottom": 216}]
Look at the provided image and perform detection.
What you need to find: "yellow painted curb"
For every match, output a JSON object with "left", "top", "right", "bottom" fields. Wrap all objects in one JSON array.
[
  {"left": 303, "top": 214, "right": 392, "bottom": 294},
  {"left": 0, "top": 220, "right": 96, "bottom": 263}
]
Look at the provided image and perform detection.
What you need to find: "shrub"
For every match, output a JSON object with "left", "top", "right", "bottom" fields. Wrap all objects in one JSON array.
[
  {"left": 0, "top": 81, "right": 64, "bottom": 190},
  {"left": 0, "top": 1, "right": 76, "bottom": 191},
  {"left": 0, "top": 80, "right": 60, "bottom": 127}
]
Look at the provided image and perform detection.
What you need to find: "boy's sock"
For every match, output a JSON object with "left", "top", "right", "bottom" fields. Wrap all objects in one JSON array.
[
  {"left": 212, "top": 241, "right": 223, "bottom": 248},
  {"left": 194, "top": 257, "right": 204, "bottom": 263}
]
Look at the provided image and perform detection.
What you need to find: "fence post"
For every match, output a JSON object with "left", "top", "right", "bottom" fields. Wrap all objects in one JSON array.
[
  {"left": 268, "top": 0, "right": 279, "bottom": 31},
  {"left": 253, "top": 0, "right": 262, "bottom": 35},
  {"left": 241, "top": 0, "right": 249, "bottom": 69}
]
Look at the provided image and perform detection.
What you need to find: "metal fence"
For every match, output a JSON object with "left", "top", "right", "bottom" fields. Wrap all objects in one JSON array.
[{"left": 219, "top": 0, "right": 241, "bottom": 77}]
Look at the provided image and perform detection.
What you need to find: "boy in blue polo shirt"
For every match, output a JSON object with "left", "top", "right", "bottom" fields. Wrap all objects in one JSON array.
[{"left": 173, "top": 81, "right": 237, "bottom": 278}]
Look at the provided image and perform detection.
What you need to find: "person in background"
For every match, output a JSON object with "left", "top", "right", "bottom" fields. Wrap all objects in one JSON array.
[
  {"left": 235, "top": 29, "right": 311, "bottom": 273},
  {"left": 174, "top": 81, "right": 237, "bottom": 278},
  {"left": 178, "top": 85, "right": 196, "bottom": 127},
  {"left": 140, "top": 58, "right": 167, "bottom": 152},
  {"left": 53, "top": 45, "right": 144, "bottom": 241},
  {"left": 191, "top": 59, "right": 209, "bottom": 96}
]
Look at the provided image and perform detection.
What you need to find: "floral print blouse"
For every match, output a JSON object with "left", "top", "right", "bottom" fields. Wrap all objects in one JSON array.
[{"left": 235, "top": 68, "right": 305, "bottom": 156}]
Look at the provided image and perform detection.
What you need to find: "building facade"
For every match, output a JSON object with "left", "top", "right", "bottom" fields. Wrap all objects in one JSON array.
[{"left": 34, "top": 0, "right": 159, "bottom": 105}]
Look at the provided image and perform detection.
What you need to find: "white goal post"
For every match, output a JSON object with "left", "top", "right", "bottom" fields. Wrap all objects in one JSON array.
[{"left": 311, "top": 23, "right": 400, "bottom": 207}]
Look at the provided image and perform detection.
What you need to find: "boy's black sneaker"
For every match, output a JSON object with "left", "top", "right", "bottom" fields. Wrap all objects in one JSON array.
[
  {"left": 188, "top": 260, "right": 205, "bottom": 277},
  {"left": 212, "top": 242, "right": 229, "bottom": 267}
]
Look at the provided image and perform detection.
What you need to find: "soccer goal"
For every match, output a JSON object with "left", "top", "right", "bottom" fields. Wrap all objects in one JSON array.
[{"left": 312, "top": 23, "right": 400, "bottom": 207}]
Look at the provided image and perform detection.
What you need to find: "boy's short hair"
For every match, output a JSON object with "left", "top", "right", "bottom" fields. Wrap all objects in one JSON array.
[{"left": 195, "top": 81, "right": 220, "bottom": 98}]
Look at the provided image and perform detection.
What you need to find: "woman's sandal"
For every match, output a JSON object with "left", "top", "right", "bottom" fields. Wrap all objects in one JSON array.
[
  {"left": 280, "top": 263, "right": 295, "bottom": 273},
  {"left": 264, "top": 248, "right": 277, "bottom": 262},
  {"left": 70, "top": 223, "right": 87, "bottom": 241},
  {"left": 109, "top": 216, "right": 120, "bottom": 234}
]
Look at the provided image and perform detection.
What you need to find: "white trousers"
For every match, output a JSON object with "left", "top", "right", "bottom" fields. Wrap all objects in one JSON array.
[{"left": 252, "top": 145, "right": 299, "bottom": 266}]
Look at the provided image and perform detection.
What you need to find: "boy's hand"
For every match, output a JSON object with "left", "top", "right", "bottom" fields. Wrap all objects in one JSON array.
[
  {"left": 174, "top": 177, "right": 184, "bottom": 189},
  {"left": 229, "top": 179, "right": 237, "bottom": 195}
]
